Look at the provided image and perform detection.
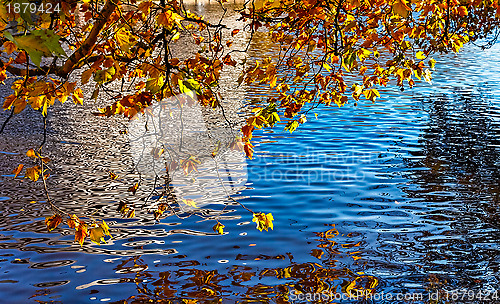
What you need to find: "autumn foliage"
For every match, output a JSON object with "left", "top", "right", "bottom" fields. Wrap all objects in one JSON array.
[{"left": 1, "top": 0, "right": 500, "bottom": 244}]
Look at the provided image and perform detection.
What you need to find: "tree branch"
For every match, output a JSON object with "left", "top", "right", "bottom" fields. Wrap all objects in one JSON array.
[{"left": 57, "top": 0, "right": 117, "bottom": 78}]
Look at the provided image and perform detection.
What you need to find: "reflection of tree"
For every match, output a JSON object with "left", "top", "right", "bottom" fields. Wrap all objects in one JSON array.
[
  {"left": 107, "top": 225, "right": 378, "bottom": 303},
  {"left": 405, "top": 90, "right": 500, "bottom": 203},
  {"left": 401, "top": 89, "right": 500, "bottom": 289}
]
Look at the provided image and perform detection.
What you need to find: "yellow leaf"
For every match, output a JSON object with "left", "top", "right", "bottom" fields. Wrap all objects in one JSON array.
[
  {"left": 12, "top": 164, "right": 24, "bottom": 178},
  {"left": 115, "top": 28, "right": 136, "bottom": 53},
  {"left": 416, "top": 51, "right": 426, "bottom": 60},
  {"left": 252, "top": 212, "right": 274, "bottom": 232},
  {"left": 72, "top": 89, "right": 83, "bottom": 105},
  {"left": 90, "top": 223, "right": 110, "bottom": 245}
]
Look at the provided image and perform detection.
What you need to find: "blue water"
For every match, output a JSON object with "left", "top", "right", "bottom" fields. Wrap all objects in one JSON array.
[{"left": 1, "top": 31, "right": 500, "bottom": 304}]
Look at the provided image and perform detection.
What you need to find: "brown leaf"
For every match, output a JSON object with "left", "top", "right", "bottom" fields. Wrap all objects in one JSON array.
[
  {"left": 45, "top": 214, "right": 62, "bottom": 231},
  {"left": 128, "top": 183, "right": 139, "bottom": 194}
]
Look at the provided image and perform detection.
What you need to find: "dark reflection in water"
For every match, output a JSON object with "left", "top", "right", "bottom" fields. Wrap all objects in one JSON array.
[{"left": 400, "top": 89, "right": 500, "bottom": 291}]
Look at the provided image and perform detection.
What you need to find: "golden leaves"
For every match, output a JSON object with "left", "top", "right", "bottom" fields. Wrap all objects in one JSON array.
[
  {"left": 45, "top": 214, "right": 62, "bottom": 231},
  {"left": 252, "top": 212, "right": 274, "bottom": 232},
  {"left": 25, "top": 166, "right": 41, "bottom": 181}
]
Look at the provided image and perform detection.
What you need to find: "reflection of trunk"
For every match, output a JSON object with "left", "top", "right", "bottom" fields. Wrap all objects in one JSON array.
[{"left": 404, "top": 91, "right": 500, "bottom": 201}]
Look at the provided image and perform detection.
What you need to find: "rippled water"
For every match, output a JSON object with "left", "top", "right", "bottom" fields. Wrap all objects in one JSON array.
[{"left": 1, "top": 4, "right": 500, "bottom": 304}]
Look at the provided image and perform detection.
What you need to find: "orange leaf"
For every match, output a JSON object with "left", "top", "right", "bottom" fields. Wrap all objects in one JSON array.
[
  {"left": 74, "top": 224, "right": 89, "bottom": 246},
  {"left": 67, "top": 214, "right": 82, "bottom": 229},
  {"left": 3, "top": 41, "right": 17, "bottom": 55},
  {"left": 26, "top": 149, "right": 37, "bottom": 158},
  {"left": 12, "top": 164, "right": 24, "bottom": 178},
  {"left": 45, "top": 214, "right": 62, "bottom": 231}
]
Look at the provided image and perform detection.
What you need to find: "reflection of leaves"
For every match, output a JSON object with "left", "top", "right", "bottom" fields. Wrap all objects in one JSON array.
[
  {"left": 45, "top": 214, "right": 62, "bottom": 231},
  {"left": 180, "top": 156, "right": 201, "bottom": 175},
  {"left": 182, "top": 199, "right": 199, "bottom": 208},
  {"left": 151, "top": 147, "right": 164, "bottom": 159},
  {"left": 252, "top": 213, "right": 274, "bottom": 232}
]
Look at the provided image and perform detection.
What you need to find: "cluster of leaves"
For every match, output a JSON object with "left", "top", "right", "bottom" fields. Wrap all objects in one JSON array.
[
  {"left": 46, "top": 213, "right": 111, "bottom": 245},
  {"left": 2, "top": 0, "right": 499, "bottom": 239},
  {"left": 238, "top": 0, "right": 500, "bottom": 159}
]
